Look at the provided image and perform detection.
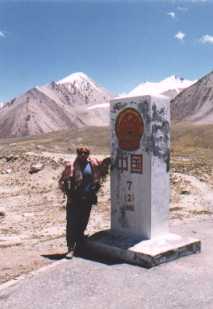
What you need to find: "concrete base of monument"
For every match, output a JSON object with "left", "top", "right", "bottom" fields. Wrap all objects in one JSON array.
[{"left": 86, "top": 230, "right": 201, "bottom": 268}]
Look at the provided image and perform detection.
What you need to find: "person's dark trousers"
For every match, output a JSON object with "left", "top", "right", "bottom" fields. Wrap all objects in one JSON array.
[
  {"left": 66, "top": 196, "right": 92, "bottom": 250},
  {"left": 66, "top": 199, "right": 76, "bottom": 250},
  {"left": 78, "top": 197, "right": 93, "bottom": 242}
]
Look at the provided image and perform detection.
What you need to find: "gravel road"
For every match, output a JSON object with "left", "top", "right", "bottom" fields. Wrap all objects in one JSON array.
[{"left": 0, "top": 217, "right": 213, "bottom": 309}]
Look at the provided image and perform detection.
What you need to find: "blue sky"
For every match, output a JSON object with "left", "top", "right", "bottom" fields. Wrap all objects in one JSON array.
[{"left": 0, "top": 0, "right": 213, "bottom": 102}]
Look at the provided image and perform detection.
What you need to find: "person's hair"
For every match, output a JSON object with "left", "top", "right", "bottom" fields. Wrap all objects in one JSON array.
[{"left": 76, "top": 147, "right": 90, "bottom": 155}]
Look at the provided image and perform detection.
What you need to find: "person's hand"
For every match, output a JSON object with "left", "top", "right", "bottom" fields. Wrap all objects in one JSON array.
[
  {"left": 100, "top": 157, "right": 111, "bottom": 177},
  {"left": 92, "top": 183, "right": 101, "bottom": 192},
  {"left": 102, "top": 157, "right": 111, "bottom": 167}
]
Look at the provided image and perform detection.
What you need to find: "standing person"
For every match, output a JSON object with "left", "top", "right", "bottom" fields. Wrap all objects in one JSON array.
[{"left": 59, "top": 147, "right": 110, "bottom": 258}]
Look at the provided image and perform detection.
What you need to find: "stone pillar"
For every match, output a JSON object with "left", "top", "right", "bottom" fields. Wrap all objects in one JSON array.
[
  {"left": 111, "top": 95, "right": 170, "bottom": 240},
  {"left": 87, "top": 94, "right": 200, "bottom": 268}
]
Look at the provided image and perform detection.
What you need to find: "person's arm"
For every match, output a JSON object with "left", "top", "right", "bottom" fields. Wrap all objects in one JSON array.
[
  {"left": 58, "top": 161, "right": 73, "bottom": 192},
  {"left": 58, "top": 170, "right": 66, "bottom": 192}
]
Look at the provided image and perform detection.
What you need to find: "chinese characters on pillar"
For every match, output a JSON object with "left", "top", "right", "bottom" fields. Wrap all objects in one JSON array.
[
  {"left": 118, "top": 155, "right": 128, "bottom": 172},
  {"left": 114, "top": 107, "right": 145, "bottom": 212},
  {"left": 131, "top": 155, "right": 143, "bottom": 174},
  {"left": 117, "top": 154, "right": 143, "bottom": 174}
]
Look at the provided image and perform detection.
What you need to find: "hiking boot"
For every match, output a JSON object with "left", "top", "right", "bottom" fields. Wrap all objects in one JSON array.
[{"left": 66, "top": 247, "right": 75, "bottom": 259}]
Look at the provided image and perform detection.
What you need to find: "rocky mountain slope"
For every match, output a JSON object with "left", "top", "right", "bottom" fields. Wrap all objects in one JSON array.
[
  {"left": 128, "top": 75, "right": 195, "bottom": 100},
  {"left": 0, "top": 73, "right": 112, "bottom": 138},
  {"left": 2, "top": 70, "right": 213, "bottom": 138},
  {"left": 171, "top": 71, "right": 213, "bottom": 123}
]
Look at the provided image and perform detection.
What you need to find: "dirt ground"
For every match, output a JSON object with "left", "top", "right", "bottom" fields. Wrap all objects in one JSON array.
[{"left": 0, "top": 151, "right": 213, "bottom": 284}]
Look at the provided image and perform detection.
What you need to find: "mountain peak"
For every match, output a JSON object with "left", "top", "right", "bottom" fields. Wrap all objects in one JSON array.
[
  {"left": 129, "top": 75, "right": 195, "bottom": 99},
  {"left": 162, "top": 75, "right": 186, "bottom": 83},
  {"left": 57, "top": 72, "right": 91, "bottom": 84}
]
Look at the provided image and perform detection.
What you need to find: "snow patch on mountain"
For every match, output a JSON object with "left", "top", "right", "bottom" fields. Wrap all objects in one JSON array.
[
  {"left": 87, "top": 103, "right": 109, "bottom": 110},
  {"left": 57, "top": 72, "right": 106, "bottom": 95},
  {"left": 0, "top": 102, "right": 4, "bottom": 109},
  {"left": 129, "top": 75, "right": 196, "bottom": 99},
  {"left": 58, "top": 72, "right": 90, "bottom": 84}
]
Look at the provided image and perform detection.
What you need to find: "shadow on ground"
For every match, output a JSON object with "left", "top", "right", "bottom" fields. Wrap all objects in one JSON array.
[
  {"left": 41, "top": 253, "right": 67, "bottom": 260},
  {"left": 75, "top": 246, "right": 124, "bottom": 266},
  {"left": 41, "top": 246, "right": 123, "bottom": 266}
]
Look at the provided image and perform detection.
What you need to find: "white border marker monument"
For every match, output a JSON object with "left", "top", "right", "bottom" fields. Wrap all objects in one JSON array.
[{"left": 88, "top": 95, "right": 201, "bottom": 268}]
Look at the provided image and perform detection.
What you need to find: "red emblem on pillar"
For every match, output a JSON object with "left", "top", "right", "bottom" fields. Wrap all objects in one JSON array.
[{"left": 115, "top": 108, "right": 144, "bottom": 151}]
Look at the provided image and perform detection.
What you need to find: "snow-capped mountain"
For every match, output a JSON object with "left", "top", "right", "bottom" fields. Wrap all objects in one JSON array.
[
  {"left": 128, "top": 75, "right": 196, "bottom": 100},
  {"left": 0, "top": 72, "right": 113, "bottom": 138},
  {"left": 57, "top": 72, "right": 111, "bottom": 106},
  {"left": 2, "top": 70, "right": 213, "bottom": 138},
  {"left": 171, "top": 70, "right": 213, "bottom": 124}
]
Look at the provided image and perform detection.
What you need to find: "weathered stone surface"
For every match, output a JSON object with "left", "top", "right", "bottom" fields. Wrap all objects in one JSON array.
[
  {"left": 0, "top": 167, "right": 12, "bottom": 174},
  {"left": 29, "top": 163, "right": 44, "bottom": 174},
  {"left": 111, "top": 95, "right": 170, "bottom": 239}
]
